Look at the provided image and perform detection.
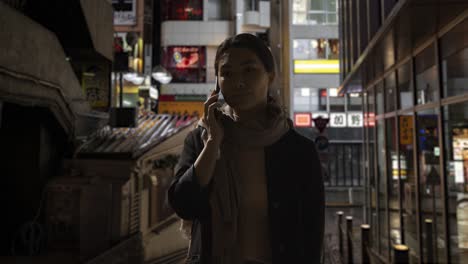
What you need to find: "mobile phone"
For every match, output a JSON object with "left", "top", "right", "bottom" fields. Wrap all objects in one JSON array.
[{"left": 214, "top": 77, "right": 224, "bottom": 102}]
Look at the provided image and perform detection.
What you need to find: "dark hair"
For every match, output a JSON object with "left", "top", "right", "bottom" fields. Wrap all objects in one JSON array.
[
  {"left": 214, "top": 33, "right": 275, "bottom": 76},
  {"left": 214, "top": 34, "right": 289, "bottom": 120}
]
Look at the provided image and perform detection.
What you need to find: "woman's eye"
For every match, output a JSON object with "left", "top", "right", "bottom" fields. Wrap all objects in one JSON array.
[{"left": 221, "top": 71, "right": 231, "bottom": 77}]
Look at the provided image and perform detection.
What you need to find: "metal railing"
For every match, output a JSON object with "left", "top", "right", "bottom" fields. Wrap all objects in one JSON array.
[{"left": 325, "top": 143, "right": 364, "bottom": 187}]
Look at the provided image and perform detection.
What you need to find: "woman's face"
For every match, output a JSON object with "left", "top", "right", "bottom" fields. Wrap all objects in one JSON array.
[{"left": 217, "top": 48, "right": 274, "bottom": 111}]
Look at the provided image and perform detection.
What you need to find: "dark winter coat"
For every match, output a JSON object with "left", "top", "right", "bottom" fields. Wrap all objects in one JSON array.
[{"left": 168, "top": 126, "right": 325, "bottom": 264}]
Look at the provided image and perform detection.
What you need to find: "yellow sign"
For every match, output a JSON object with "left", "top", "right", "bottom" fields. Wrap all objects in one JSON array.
[
  {"left": 294, "top": 60, "right": 340, "bottom": 74},
  {"left": 399, "top": 116, "right": 414, "bottom": 145},
  {"left": 158, "top": 101, "right": 204, "bottom": 116}
]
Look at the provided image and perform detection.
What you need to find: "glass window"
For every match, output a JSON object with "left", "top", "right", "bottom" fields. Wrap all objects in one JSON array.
[
  {"left": 417, "top": 109, "right": 446, "bottom": 263},
  {"left": 377, "top": 119, "right": 389, "bottom": 258},
  {"left": 398, "top": 62, "right": 413, "bottom": 109},
  {"left": 383, "top": 0, "right": 397, "bottom": 19},
  {"left": 415, "top": 44, "right": 438, "bottom": 105},
  {"left": 293, "top": 88, "right": 311, "bottom": 111},
  {"left": 244, "top": 0, "right": 259, "bottom": 11},
  {"left": 347, "top": 93, "right": 362, "bottom": 111},
  {"left": 441, "top": 18, "right": 468, "bottom": 99},
  {"left": 329, "top": 88, "right": 345, "bottom": 112},
  {"left": 368, "top": 88, "right": 378, "bottom": 247},
  {"left": 396, "top": 8, "right": 412, "bottom": 62},
  {"left": 399, "top": 114, "right": 420, "bottom": 262},
  {"left": 293, "top": 87, "right": 326, "bottom": 112},
  {"left": 443, "top": 101, "right": 468, "bottom": 263},
  {"left": 385, "top": 72, "right": 397, "bottom": 112},
  {"left": 292, "top": 0, "right": 338, "bottom": 25},
  {"left": 383, "top": 30, "right": 396, "bottom": 70},
  {"left": 387, "top": 118, "right": 402, "bottom": 255},
  {"left": 293, "top": 39, "right": 339, "bottom": 60},
  {"left": 376, "top": 82, "right": 385, "bottom": 115},
  {"left": 163, "top": 0, "right": 203, "bottom": 20},
  {"left": 368, "top": 0, "right": 381, "bottom": 36}
]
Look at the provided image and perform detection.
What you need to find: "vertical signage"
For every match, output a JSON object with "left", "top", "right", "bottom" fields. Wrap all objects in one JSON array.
[{"left": 399, "top": 116, "right": 414, "bottom": 145}]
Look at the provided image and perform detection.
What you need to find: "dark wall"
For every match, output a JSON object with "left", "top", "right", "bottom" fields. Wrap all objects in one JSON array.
[{"left": 0, "top": 103, "right": 68, "bottom": 256}]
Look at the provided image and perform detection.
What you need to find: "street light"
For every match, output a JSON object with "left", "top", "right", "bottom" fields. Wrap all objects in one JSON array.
[
  {"left": 151, "top": 65, "right": 172, "bottom": 84},
  {"left": 123, "top": 72, "right": 145, "bottom": 85},
  {"left": 150, "top": 65, "right": 172, "bottom": 113}
]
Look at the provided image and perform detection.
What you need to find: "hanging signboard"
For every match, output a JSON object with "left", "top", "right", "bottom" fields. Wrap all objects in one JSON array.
[{"left": 112, "top": 0, "right": 137, "bottom": 26}]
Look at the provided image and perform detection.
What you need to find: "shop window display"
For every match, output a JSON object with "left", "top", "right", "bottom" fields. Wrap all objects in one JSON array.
[
  {"left": 417, "top": 109, "right": 446, "bottom": 263},
  {"left": 444, "top": 101, "right": 468, "bottom": 263},
  {"left": 440, "top": 18, "right": 468, "bottom": 99}
]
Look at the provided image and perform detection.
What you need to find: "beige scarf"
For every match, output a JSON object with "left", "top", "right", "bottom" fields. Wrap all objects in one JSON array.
[{"left": 196, "top": 104, "right": 290, "bottom": 263}]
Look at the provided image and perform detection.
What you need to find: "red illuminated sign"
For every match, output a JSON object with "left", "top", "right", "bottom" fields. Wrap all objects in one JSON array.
[{"left": 294, "top": 113, "right": 312, "bottom": 127}]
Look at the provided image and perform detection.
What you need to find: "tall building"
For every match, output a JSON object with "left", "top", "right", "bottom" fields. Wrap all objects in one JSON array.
[
  {"left": 290, "top": 0, "right": 364, "bottom": 189},
  {"left": 339, "top": 0, "right": 468, "bottom": 263},
  {"left": 156, "top": 0, "right": 234, "bottom": 116},
  {"left": 155, "top": 0, "right": 273, "bottom": 116}
]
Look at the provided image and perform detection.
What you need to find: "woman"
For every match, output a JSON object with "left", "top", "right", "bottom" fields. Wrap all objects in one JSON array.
[{"left": 168, "top": 34, "right": 324, "bottom": 264}]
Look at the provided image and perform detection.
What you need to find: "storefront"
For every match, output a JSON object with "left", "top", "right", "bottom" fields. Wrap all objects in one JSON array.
[{"left": 358, "top": 9, "right": 468, "bottom": 264}]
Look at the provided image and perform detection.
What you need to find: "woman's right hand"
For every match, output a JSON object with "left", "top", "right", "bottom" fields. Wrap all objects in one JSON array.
[{"left": 203, "top": 91, "right": 224, "bottom": 147}]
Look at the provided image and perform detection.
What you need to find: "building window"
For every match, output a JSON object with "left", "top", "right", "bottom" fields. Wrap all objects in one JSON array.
[
  {"left": 417, "top": 108, "right": 446, "bottom": 263},
  {"left": 293, "top": 87, "right": 327, "bottom": 112},
  {"left": 328, "top": 87, "right": 345, "bottom": 112},
  {"left": 163, "top": 0, "right": 203, "bottom": 21},
  {"left": 292, "top": 0, "right": 338, "bottom": 25},
  {"left": 347, "top": 93, "right": 362, "bottom": 111},
  {"left": 376, "top": 82, "right": 385, "bottom": 116},
  {"left": 162, "top": 46, "right": 206, "bottom": 83},
  {"left": 385, "top": 72, "right": 397, "bottom": 112},
  {"left": 398, "top": 62, "right": 413, "bottom": 110},
  {"left": 444, "top": 101, "right": 468, "bottom": 263},
  {"left": 415, "top": 44, "right": 438, "bottom": 105},
  {"left": 293, "top": 39, "right": 339, "bottom": 60},
  {"left": 440, "top": 18, "right": 468, "bottom": 99}
]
